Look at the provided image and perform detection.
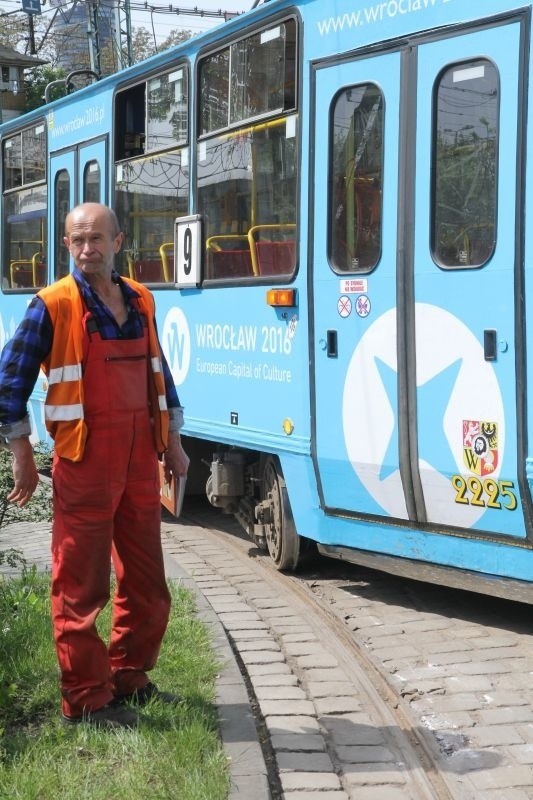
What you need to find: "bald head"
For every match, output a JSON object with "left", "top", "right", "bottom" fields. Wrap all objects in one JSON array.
[{"left": 65, "top": 203, "right": 121, "bottom": 239}]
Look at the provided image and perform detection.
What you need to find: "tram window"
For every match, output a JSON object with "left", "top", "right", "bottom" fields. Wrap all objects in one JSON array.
[
  {"left": 3, "top": 123, "right": 45, "bottom": 191},
  {"left": 83, "top": 160, "right": 100, "bottom": 203},
  {"left": 199, "top": 18, "right": 296, "bottom": 135},
  {"left": 114, "top": 150, "right": 189, "bottom": 284},
  {"left": 198, "top": 117, "right": 298, "bottom": 280},
  {"left": 2, "top": 122, "right": 47, "bottom": 291},
  {"left": 329, "top": 84, "right": 384, "bottom": 273},
  {"left": 432, "top": 59, "right": 498, "bottom": 268},
  {"left": 55, "top": 170, "right": 70, "bottom": 280},
  {"left": 147, "top": 69, "right": 188, "bottom": 150},
  {"left": 3, "top": 189, "right": 47, "bottom": 291},
  {"left": 198, "top": 18, "right": 298, "bottom": 282},
  {"left": 115, "top": 65, "right": 188, "bottom": 161}
]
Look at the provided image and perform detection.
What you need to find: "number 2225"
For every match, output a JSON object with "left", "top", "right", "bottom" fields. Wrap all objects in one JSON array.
[{"left": 451, "top": 475, "right": 517, "bottom": 511}]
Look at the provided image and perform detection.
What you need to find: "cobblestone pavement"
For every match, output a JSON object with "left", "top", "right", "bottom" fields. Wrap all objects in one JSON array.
[
  {"left": 4, "top": 512, "right": 533, "bottom": 799},
  {"left": 160, "top": 506, "right": 533, "bottom": 800}
]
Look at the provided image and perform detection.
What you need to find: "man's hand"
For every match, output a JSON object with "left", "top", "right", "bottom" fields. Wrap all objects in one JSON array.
[
  {"left": 7, "top": 437, "right": 39, "bottom": 507},
  {"left": 162, "top": 433, "right": 190, "bottom": 486}
]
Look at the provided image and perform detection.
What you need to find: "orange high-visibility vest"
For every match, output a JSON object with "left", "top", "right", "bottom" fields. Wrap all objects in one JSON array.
[{"left": 38, "top": 274, "right": 169, "bottom": 461}]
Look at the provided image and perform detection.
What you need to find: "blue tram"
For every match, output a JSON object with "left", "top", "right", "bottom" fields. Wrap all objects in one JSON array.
[{"left": 1, "top": 0, "right": 533, "bottom": 601}]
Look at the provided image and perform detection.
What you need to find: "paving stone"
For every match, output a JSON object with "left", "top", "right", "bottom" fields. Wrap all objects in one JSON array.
[
  {"left": 410, "top": 693, "right": 485, "bottom": 713},
  {"left": 506, "top": 744, "right": 533, "bottom": 764},
  {"left": 250, "top": 673, "right": 299, "bottom": 687},
  {"left": 277, "top": 752, "right": 335, "bottom": 772},
  {"left": 296, "top": 653, "right": 340, "bottom": 669},
  {"left": 468, "top": 764, "right": 533, "bottom": 790},
  {"left": 239, "top": 650, "right": 286, "bottom": 665},
  {"left": 284, "top": 642, "right": 325, "bottom": 657},
  {"left": 234, "top": 639, "right": 281, "bottom": 652},
  {"left": 467, "top": 725, "right": 525, "bottom": 747},
  {"left": 457, "top": 659, "right": 530, "bottom": 676},
  {"left": 315, "top": 696, "right": 362, "bottom": 715},
  {"left": 476, "top": 707, "right": 533, "bottom": 725},
  {"left": 280, "top": 772, "right": 343, "bottom": 792},
  {"left": 443, "top": 675, "right": 493, "bottom": 692},
  {"left": 306, "top": 682, "right": 356, "bottom": 698},
  {"left": 261, "top": 699, "right": 316, "bottom": 716},
  {"left": 270, "top": 734, "right": 326, "bottom": 752},
  {"left": 282, "top": 632, "right": 319, "bottom": 643},
  {"left": 342, "top": 764, "right": 407, "bottom": 787},
  {"left": 304, "top": 668, "right": 349, "bottom": 682},
  {"left": 246, "top": 662, "right": 294, "bottom": 676},
  {"left": 255, "top": 685, "right": 308, "bottom": 701},
  {"left": 265, "top": 716, "right": 321, "bottom": 735},
  {"left": 321, "top": 715, "right": 380, "bottom": 745},
  {"left": 335, "top": 745, "right": 397, "bottom": 764},
  {"left": 218, "top": 611, "right": 264, "bottom": 624}
]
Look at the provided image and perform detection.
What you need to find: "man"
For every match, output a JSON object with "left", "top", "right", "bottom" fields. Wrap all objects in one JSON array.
[{"left": 0, "top": 203, "right": 189, "bottom": 728}]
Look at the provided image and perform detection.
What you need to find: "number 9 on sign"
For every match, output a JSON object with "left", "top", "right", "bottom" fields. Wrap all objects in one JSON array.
[{"left": 175, "top": 215, "right": 202, "bottom": 287}]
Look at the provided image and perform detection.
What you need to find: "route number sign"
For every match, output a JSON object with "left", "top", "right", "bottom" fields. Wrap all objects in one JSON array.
[{"left": 175, "top": 215, "right": 202, "bottom": 287}]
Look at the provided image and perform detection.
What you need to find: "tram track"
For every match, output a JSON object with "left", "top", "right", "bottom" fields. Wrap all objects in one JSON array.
[{"left": 164, "top": 501, "right": 481, "bottom": 799}]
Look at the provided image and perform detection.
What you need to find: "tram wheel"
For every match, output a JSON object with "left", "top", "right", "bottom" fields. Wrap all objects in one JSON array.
[{"left": 261, "top": 456, "right": 300, "bottom": 571}]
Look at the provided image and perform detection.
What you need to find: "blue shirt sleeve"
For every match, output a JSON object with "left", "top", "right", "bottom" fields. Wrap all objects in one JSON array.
[{"left": 0, "top": 296, "right": 53, "bottom": 429}]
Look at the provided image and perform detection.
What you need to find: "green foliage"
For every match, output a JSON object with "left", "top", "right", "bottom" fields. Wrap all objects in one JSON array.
[
  {"left": 0, "top": 579, "right": 230, "bottom": 799},
  {"left": 24, "top": 65, "right": 67, "bottom": 110}
]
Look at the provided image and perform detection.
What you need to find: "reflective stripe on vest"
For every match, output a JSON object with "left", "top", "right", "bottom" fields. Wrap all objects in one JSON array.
[
  {"left": 48, "top": 364, "right": 83, "bottom": 385},
  {"left": 44, "top": 403, "right": 84, "bottom": 421}
]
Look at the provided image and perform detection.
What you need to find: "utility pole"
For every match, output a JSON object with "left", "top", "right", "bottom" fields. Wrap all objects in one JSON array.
[
  {"left": 21, "top": 0, "right": 40, "bottom": 54},
  {"left": 85, "top": 0, "right": 101, "bottom": 77},
  {"left": 112, "top": 0, "right": 132, "bottom": 69}
]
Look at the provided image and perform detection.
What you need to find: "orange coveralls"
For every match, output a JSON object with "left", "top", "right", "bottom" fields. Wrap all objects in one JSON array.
[{"left": 51, "top": 313, "right": 171, "bottom": 718}]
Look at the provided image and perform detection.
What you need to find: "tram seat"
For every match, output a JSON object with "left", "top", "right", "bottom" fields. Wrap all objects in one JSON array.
[
  {"left": 255, "top": 240, "right": 296, "bottom": 275},
  {"left": 130, "top": 259, "right": 165, "bottom": 283},
  {"left": 10, "top": 261, "right": 46, "bottom": 288},
  {"left": 210, "top": 249, "right": 253, "bottom": 278}
]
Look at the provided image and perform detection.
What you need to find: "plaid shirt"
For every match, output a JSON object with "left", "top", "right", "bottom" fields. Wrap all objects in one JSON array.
[{"left": 0, "top": 268, "right": 182, "bottom": 439}]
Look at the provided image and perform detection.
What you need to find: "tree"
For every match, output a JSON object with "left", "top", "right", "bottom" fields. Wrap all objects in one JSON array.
[
  {"left": 24, "top": 64, "right": 66, "bottom": 110},
  {"left": 159, "top": 28, "right": 193, "bottom": 53},
  {"left": 130, "top": 26, "right": 192, "bottom": 65}
]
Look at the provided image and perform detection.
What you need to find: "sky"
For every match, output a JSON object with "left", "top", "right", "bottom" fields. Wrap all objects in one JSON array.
[
  {"left": 0, "top": 0, "right": 256, "bottom": 51},
  {"left": 127, "top": 0, "right": 254, "bottom": 43}
]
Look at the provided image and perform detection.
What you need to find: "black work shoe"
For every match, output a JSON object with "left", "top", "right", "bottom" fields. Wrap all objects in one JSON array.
[
  {"left": 116, "top": 681, "right": 182, "bottom": 706},
  {"left": 62, "top": 698, "right": 139, "bottom": 729}
]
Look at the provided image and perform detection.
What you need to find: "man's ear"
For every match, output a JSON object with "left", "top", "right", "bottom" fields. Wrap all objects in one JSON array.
[{"left": 114, "top": 232, "right": 124, "bottom": 253}]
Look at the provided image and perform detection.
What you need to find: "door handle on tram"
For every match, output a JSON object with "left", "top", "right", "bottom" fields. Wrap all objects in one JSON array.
[
  {"left": 484, "top": 329, "right": 497, "bottom": 361},
  {"left": 326, "top": 330, "right": 338, "bottom": 358}
]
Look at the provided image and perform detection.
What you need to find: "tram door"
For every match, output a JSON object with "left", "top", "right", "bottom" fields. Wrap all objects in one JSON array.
[
  {"left": 312, "top": 20, "right": 529, "bottom": 540},
  {"left": 49, "top": 137, "right": 108, "bottom": 279}
]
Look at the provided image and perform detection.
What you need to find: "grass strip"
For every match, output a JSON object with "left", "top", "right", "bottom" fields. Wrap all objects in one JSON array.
[{"left": 0, "top": 569, "right": 230, "bottom": 800}]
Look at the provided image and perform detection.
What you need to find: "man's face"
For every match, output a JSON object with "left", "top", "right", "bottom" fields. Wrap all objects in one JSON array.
[{"left": 64, "top": 207, "right": 123, "bottom": 278}]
